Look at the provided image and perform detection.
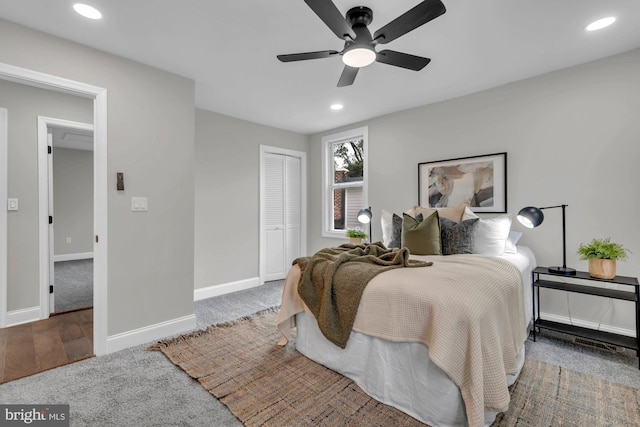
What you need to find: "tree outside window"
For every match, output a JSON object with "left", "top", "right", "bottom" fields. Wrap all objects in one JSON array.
[{"left": 332, "top": 139, "right": 364, "bottom": 230}]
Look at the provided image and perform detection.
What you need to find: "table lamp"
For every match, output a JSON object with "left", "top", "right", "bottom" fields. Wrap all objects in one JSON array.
[
  {"left": 517, "top": 204, "right": 576, "bottom": 276},
  {"left": 357, "top": 207, "right": 372, "bottom": 242}
]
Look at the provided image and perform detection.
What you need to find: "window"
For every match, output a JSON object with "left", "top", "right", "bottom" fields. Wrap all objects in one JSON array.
[{"left": 322, "top": 127, "right": 368, "bottom": 238}]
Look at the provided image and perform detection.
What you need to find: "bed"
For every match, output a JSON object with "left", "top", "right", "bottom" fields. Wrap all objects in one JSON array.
[{"left": 277, "top": 239, "right": 536, "bottom": 427}]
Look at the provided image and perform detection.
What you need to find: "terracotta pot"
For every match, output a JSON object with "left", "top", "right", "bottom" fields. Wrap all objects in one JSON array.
[
  {"left": 589, "top": 259, "right": 616, "bottom": 280},
  {"left": 349, "top": 237, "right": 362, "bottom": 244}
]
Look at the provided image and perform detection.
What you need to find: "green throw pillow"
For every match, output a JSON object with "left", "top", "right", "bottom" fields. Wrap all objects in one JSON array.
[{"left": 401, "top": 211, "right": 441, "bottom": 255}]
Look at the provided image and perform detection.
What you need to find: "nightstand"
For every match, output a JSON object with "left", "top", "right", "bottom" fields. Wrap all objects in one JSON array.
[{"left": 531, "top": 267, "right": 640, "bottom": 369}]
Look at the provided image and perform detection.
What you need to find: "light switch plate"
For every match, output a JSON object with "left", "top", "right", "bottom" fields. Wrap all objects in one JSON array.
[
  {"left": 131, "top": 197, "right": 148, "bottom": 212},
  {"left": 7, "top": 198, "right": 18, "bottom": 211}
]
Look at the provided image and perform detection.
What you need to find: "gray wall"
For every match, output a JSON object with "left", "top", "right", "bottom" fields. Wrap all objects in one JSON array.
[
  {"left": 308, "top": 48, "right": 640, "bottom": 333},
  {"left": 0, "top": 79, "right": 93, "bottom": 311},
  {"left": 194, "top": 108, "right": 308, "bottom": 289},
  {"left": 1, "top": 19, "right": 195, "bottom": 335},
  {"left": 53, "top": 147, "right": 94, "bottom": 256}
]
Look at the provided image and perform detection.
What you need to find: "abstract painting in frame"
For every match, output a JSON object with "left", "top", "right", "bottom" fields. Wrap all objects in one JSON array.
[{"left": 418, "top": 152, "right": 507, "bottom": 213}]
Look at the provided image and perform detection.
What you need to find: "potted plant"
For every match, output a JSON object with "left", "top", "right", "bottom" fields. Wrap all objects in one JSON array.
[
  {"left": 346, "top": 228, "right": 367, "bottom": 244},
  {"left": 577, "top": 238, "right": 631, "bottom": 279}
]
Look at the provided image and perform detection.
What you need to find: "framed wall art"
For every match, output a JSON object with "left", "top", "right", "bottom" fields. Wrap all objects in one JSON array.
[{"left": 418, "top": 152, "right": 507, "bottom": 213}]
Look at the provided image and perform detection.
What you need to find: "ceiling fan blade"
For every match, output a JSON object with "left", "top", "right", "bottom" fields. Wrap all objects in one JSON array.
[
  {"left": 277, "top": 50, "right": 339, "bottom": 62},
  {"left": 304, "top": 0, "right": 356, "bottom": 40},
  {"left": 337, "top": 66, "right": 359, "bottom": 87},
  {"left": 373, "top": 0, "right": 446, "bottom": 45},
  {"left": 376, "top": 50, "right": 431, "bottom": 71}
]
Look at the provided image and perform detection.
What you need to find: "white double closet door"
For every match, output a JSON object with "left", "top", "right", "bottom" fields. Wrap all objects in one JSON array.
[{"left": 262, "top": 152, "right": 302, "bottom": 282}]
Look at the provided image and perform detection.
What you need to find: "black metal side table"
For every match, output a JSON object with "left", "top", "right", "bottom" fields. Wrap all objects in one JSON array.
[{"left": 531, "top": 267, "right": 639, "bottom": 369}]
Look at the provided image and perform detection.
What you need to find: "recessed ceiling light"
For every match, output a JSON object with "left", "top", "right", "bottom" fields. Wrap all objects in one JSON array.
[
  {"left": 330, "top": 104, "right": 344, "bottom": 111},
  {"left": 73, "top": 3, "right": 103, "bottom": 20},
  {"left": 585, "top": 17, "right": 615, "bottom": 32}
]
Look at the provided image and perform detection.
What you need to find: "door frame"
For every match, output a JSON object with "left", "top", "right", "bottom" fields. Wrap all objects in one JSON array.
[
  {"left": 0, "top": 108, "right": 7, "bottom": 327},
  {"left": 0, "top": 62, "right": 109, "bottom": 356},
  {"left": 37, "top": 116, "right": 94, "bottom": 316},
  {"left": 259, "top": 145, "right": 307, "bottom": 285}
]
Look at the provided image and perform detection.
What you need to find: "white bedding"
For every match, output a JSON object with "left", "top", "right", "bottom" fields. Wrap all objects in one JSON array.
[{"left": 293, "top": 246, "right": 536, "bottom": 427}]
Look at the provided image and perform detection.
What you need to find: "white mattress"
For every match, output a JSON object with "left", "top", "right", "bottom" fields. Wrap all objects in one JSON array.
[{"left": 295, "top": 247, "right": 536, "bottom": 427}]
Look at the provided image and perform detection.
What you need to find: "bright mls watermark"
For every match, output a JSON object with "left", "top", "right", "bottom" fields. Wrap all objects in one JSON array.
[{"left": 1, "top": 405, "right": 69, "bottom": 426}]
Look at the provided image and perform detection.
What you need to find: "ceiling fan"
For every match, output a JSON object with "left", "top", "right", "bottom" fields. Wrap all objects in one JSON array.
[{"left": 277, "top": 0, "right": 446, "bottom": 87}]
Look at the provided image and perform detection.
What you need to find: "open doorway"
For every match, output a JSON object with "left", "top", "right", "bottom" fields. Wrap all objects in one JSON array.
[
  {"left": 47, "top": 122, "right": 94, "bottom": 314},
  {"left": 0, "top": 76, "right": 102, "bottom": 383},
  {"left": 0, "top": 62, "right": 108, "bottom": 357}
]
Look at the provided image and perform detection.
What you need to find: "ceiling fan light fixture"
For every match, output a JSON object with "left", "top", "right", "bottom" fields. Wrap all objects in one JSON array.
[
  {"left": 342, "top": 45, "right": 376, "bottom": 68},
  {"left": 585, "top": 16, "right": 616, "bottom": 31}
]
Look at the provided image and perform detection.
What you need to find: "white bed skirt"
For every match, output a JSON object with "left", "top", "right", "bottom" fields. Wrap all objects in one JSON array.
[{"left": 296, "top": 311, "right": 525, "bottom": 427}]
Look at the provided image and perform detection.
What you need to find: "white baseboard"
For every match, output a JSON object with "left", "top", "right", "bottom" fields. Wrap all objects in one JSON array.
[
  {"left": 106, "top": 314, "right": 196, "bottom": 354},
  {"left": 194, "top": 276, "right": 261, "bottom": 301},
  {"left": 53, "top": 252, "right": 93, "bottom": 262},
  {"left": 6, "top": 306, "right": 41, "bottom": 327},
  {"left": 540, "top": 311, "right": 635, "bottom": 338}
]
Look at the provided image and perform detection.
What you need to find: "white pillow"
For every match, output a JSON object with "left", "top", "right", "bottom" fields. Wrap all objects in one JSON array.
[
  {"left": 504, "top": 230, "right": 522, "bottom": 254},
  {"left": 380, "top": 209, "right": 393, "bottom": 247},
  {"left": 473, "top": 215, "right": 512, "bottom": 256}
]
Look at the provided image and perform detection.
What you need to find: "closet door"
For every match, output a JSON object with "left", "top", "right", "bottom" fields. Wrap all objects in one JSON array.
[
  {"left": 285, "top": 156, "right": 301, "bottom": 266},
  {"left": 263, "top": 153, "right": 286, "bottom": 281},
  {"left": 263, "top": 152, "right": 302, "bottom": 282}
]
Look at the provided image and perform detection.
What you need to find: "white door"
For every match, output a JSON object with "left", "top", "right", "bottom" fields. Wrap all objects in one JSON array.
[
  {"left": 285, "top": 156, "right": 301, "bottom": 266},
  {"left": 262, "top": 152, "right": 302, "bottom": 282},
  {"left": 47, "top": 130, "right": 55, "bottom": 313},
  {"left": 264, "top": 153, "right": 285, "bottom": 281}
]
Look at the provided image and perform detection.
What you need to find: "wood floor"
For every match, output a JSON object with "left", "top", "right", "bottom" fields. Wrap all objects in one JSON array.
[{"left": 0, "top": 308, "right": 94, "bottom": 384}]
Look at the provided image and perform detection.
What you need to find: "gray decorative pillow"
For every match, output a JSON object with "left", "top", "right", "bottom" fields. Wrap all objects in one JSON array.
[
  {"left": 388, "top": 214, "right": 403, "bottom": 248},
  {"left": 389, "top": 213, "right": 423, "bottom": 248},
  {"left": 440, "top": 217, "right": 480, "bottom": 255}
]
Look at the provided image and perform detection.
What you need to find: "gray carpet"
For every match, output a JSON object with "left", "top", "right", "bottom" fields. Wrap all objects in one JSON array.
[
  {"left": 524, "top": 328, "right": 640, "bottom": 389},
  {"left": 1, "top": 279, "right": 638, "bottom": 427},
  {"left": 54, "top": 259, "right": 93, "bottom": 313}
]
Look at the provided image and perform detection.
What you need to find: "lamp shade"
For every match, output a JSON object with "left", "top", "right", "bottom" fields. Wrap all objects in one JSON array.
[
  {"left": 517, "top": 206, "right": 544, "bottom": 229},
  {"left": 357, "top": 207, "right": 373, "bottom": 242},
  {"left": 357, "top": 207, "right": 372, "bottom": 224}
]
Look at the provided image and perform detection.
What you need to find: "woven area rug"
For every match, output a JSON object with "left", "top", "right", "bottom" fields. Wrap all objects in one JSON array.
[{"left": 148, "top": 309, "right": 640, "bottom": 427}]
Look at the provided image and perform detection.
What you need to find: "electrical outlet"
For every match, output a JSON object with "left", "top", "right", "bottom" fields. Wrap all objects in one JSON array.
[{"left": 66, "top": 237, "right": 72, "bottom": 244}]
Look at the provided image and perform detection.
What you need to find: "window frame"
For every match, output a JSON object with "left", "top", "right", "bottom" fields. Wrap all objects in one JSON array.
[{"left": 321, "top": 126, "right": 368, "bottom": 239}]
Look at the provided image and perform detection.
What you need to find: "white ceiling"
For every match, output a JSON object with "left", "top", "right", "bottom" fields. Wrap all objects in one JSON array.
[{"left": 1, "top": 0, "right": 639, "bottom": 135}]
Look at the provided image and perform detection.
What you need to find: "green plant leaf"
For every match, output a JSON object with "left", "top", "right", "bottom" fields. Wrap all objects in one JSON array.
[
  {"left": 346, "top": 228, "right": 367, "bottom": 238},
  {"left": 576, "top": 237, "right": 630, "bottom": 261}
]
